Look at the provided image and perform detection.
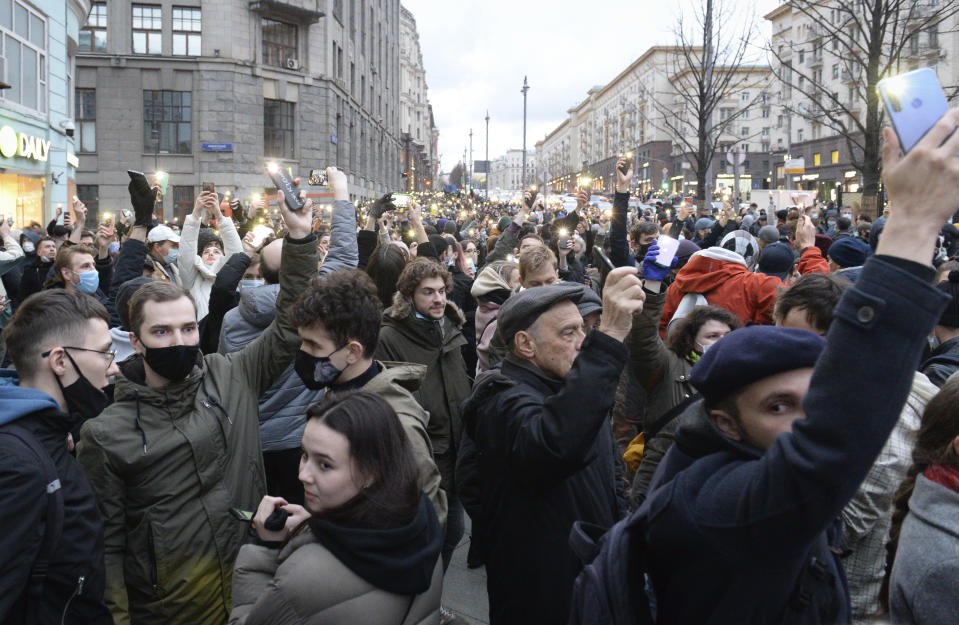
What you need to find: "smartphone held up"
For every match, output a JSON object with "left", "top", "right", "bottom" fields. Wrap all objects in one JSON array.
[
  {"left": 878, "top": 68, "right": 950, "bottom": 154},
  {"left": 266, "top": 162, "right": 306, "bottom": 211}
]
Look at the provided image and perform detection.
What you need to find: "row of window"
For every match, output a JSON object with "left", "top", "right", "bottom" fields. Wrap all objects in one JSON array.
[
  {"left": 80, "top": 3, "right": 201, "bottom": 56},
  {"left": 74, "top": 89, "right": 295, "bottom": 158},
  {"left": 0, "top": 0, "right": 48, "bottom": 114}
]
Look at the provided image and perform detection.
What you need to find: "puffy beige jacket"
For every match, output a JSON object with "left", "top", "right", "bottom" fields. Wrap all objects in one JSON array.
[{"left": 229, "top": 532, "right": 442, "bottom": 625}]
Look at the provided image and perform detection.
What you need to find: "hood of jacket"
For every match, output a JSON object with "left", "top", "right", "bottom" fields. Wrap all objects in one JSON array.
[
  {"left": 363, "top": 360, "right": 427, "bottom": 394},
  {"left": 383, "top": 291, "right": 466, "bottom": 334},
  {"left": 238, "top": 283, "right": 281, "bottom": 329},
  {"left": 0, "top": 386, "right": 61, "bottom": 426},
  {"left": 305, "top": 493, "right": 442, "bottom": 595},
  {"left": 670, "top": 248, "right": 751, "bottom": 296},
  {"left": 471, "top": 266, "right": 513, "bottom": 298}
]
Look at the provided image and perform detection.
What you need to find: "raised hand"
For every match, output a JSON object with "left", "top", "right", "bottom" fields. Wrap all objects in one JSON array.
[{"left": 598, "top": 266, "right": 647, "bottom": 342}]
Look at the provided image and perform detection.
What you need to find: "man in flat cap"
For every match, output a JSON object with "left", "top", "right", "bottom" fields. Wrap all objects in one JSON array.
[
  {"left": 458, "top": 267, "right": 645, "bottom": 625},
  {"left": 626, "top": 114, "right": 959, "bottom": 624}
]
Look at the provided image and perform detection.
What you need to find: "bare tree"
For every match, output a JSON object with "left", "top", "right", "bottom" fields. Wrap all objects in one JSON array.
[
  {"left": 449, "top": 161, "right": 465, "bottom": 191},
  {"left": 769, "top": 0, "right": 959, "bottom": 216},
  {"left": 649, "top": 0, "right": 763, "bottom": 204}
]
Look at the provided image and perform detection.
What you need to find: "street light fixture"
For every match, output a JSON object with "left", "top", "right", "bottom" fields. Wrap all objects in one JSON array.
[{"left": 521, "top": 76, "right": 529, "bottom": 187}]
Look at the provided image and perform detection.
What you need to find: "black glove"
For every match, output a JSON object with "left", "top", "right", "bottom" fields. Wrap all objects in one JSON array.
[
  {"left": 128, "top": 178, "right": 158, "bottom": 227},
  {"left": 369, "top": 193, "right": 396, "bottom": 220}
]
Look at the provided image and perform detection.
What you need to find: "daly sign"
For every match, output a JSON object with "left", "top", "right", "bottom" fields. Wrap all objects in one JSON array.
[{"left": 0, "top": 125, "right": 51, "bottom": 162}]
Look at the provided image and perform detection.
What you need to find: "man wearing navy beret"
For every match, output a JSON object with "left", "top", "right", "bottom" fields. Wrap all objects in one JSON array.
[{"left": 637, "top": 111, "right": 959, "bottom": 624}]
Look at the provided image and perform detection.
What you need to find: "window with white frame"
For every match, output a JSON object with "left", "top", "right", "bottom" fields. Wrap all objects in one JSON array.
[
  {"left": 0, "top": 0, "right": 47, "bottom": 113},
  {"left": 172, "top": 7, "right": 201, "bottom": 56},
  {"left": 132, "top": 4, "right": 162, "bottom": 54}
]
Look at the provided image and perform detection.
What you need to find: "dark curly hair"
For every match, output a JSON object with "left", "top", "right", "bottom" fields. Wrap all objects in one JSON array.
[
  {"left": 773, "top": 273, "right": 852, "bottom": 334},
  {"left": 395, "top": 257, "right": 452, "bottom": 301},
  {"left": 665, "top": 305, "right": 741, "bottom": 359},
  {"left": 289, "top": 269, "right": 383, "bottom": 357}
]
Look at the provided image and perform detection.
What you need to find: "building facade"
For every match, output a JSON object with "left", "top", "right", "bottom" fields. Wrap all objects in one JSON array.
[
  {"left": 488, "top": 148, "right": 534, "bottom": 192},
  {"left": 765, "top": 1, "right": 959, "bottom": 203},
  {"left": 536, "top": 46, "right": 780, "bottom": 201},
  {"left": 75, "top": 0, "right": 405, "bottom": 221},
  {"left": 0, "top": 0, "right": 91, "bottom": 226},
  {"left": 398, "top": 3, "right": 435, "bottom": 192}
]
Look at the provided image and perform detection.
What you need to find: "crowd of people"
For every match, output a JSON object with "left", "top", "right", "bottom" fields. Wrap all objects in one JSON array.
[{"left": 2, "top": 110, "right": 959, "bottom": 625}]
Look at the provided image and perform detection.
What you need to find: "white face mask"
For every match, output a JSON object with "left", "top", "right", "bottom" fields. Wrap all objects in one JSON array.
[{"left": 22, "top": 241, "right": 35, "bottom": 253}]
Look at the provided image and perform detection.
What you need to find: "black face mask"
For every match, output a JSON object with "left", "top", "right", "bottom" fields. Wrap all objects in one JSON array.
[
  {"left": 142, "top": 344, "right": 200, "bottom": 382},
  {"left": 294, "top": 348, "right": 344, "bottom": 390},
  {"left": 56, "top": 352, "right": 110, "bottom": 418}
]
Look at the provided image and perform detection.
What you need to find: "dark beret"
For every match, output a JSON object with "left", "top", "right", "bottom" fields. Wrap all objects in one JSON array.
[
  {"left": 497, "top": 283, "right": 584, "bottom": 345},
  {"left": 827, "top": 237, "right": 870, "bottom": 268},
  {"left": 428, "top": 234, "right": 449, "bottom": 258},
  {"left": 690, "top": 326, "right": 826, "bottom": 408},
  {"left": 757, "top": 242, "right": 795, "bottom": 280}
]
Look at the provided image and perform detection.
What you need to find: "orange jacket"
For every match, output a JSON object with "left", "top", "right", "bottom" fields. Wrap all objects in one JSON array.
[{"left": 658, "top": 245, "right": 829, "bottom": 337}]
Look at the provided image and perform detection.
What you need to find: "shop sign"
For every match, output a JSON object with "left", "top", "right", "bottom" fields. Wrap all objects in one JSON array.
[
  {"left": 0, "top": 125, "right": 51, "bottom": 162},
  {"left": 66, "top": 153, "right": 79, "bottom": 168}
]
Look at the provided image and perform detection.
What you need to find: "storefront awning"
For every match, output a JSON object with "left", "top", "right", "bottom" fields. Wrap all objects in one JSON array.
[{"left": 248, "top": 1, "right": 324, "bottom": 23}]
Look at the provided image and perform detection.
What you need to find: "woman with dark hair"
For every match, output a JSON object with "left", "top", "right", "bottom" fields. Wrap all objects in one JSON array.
[
  {"left": 366, "top": 241, "right": 410, "bottom": 311},
  {"left": 230, "top": 391, "right": 443, "bottom": 625},
  {"left": 625, "top": 299, "right": 741, "bottom": 504},
  {"left": 881, "top": 377, "right": 959, "bottom": 624}
]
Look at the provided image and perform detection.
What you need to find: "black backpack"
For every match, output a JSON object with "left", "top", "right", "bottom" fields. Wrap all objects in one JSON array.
[
  {"left": 568, "top": 509, "right": 654, "bottom": 625},
  {"left": 0, "top": 422, "right": 64, "bottom": 621}
]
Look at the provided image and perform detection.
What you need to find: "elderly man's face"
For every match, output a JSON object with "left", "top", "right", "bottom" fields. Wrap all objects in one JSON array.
[{"left": 516, "top": 300, "right": 585, "bottom": 379}]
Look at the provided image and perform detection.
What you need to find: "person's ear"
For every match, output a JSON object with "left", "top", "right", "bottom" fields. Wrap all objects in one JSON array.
[
  {"left": 513, "top": 331, "right": 536, "bottom": 360},
  {"left": 709, "top": 409, "right": 743, "bottom": 441},
  {"left": 130, "top": 332, "right": 146, "bottom": 356},
  {"left": 45, "top": 347, "right": 69, "bottom": 377},
  {"left": 952, "top": 435, "right": 959, "bottom": 457},
  {"left": 346, "top": 340, "right": 363, "bottom": 365}
]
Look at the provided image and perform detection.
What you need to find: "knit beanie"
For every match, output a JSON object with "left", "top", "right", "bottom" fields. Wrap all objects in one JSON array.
[
  {"left": 497, "top": 216, "right": 512, "bottom": 233},
  {"left": 938, "top": 271, "right": 959, "bottom": 327}
]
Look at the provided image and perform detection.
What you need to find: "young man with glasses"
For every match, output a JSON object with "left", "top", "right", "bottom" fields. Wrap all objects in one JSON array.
[{"left": 0, "top": 289, "right": 118, "bottom": 624}]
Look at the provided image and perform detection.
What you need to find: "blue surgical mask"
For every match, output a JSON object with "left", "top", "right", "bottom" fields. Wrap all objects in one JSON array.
[
  {"left": 240, "top": 279, "right": 264, "bottom": 290},
  {"left": 75, "top": 269, "right": 100, "bottom": 294},
  {"left": 164, "top": 248, "right": 179, "bottom": 264}
]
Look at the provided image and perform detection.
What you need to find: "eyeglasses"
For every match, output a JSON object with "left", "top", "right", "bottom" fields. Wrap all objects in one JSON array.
[{"left": 42, "top": 346, "right": 117, "bottom": 367}]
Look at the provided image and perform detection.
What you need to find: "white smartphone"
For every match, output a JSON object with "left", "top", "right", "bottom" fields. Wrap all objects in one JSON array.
[
  {"left": 654, "top": 235, "right": 680, "bottom": 268},
  {"left": 878, "top": 68, "right": 949, "bottom": 153}
]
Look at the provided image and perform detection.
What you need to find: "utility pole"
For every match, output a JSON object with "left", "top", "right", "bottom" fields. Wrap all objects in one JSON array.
[
  {"left": 521, "top": 76, "right": 529, "bottom": 188},
  {"left": 485, "top": 110, "right": 490, "bottom": 196},
  {"left": 469, "top": 128, "right": 473, "bottom": 196},
  {"left": 462, "top": 147, "right": 467, "bottom": 192}
]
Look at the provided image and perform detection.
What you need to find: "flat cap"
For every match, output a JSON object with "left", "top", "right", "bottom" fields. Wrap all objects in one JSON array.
[
  {"left": 690, "top": 326, "right": 826, "bottom": 408},
  {"left": 574, "top": 284, "right": 603, "bottom": 318},
  {"left": 497, "top": 283, "right": 584, "bottom": 345}
]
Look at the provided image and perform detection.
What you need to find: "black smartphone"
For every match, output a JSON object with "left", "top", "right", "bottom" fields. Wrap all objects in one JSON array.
[
  {"left": 201, "top": 181, "right": 215, "bottom": 194},
  {"left": 229, "top": 507, "right": 254, "bottom": 522},
  {"left": 594, "top": 246, "right": 616, "bottom": 272},
  {"left": 267, "top": 164, "right": 306, "bottom": 211},
  {"left": 618, "top": 160, "right": 631, "bottom": 176},
  {"left": 127, "top": 169, "right": 148, "bottom": 186},
  {"left": 524, "top": 190, "right": 536, "bottom": 209}
]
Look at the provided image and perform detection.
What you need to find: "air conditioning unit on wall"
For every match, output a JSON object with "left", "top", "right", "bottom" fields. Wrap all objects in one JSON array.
[{"left": 286, "top": 58, "right": 299, "bottom": 70}]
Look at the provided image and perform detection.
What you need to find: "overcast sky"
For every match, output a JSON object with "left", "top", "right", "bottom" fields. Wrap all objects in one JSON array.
[{"left": 402, "top": 0, "right": 781, "bottom": 173}]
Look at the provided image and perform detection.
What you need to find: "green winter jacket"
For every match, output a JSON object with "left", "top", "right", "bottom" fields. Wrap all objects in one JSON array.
[
  {"left": 77, "top": 234, "right": 318, "bottom": 625},
  {"left": 326, "top": 361, "right": 448, "bottom": 528},
  {"left": 375, "top": 297, "right": 471, "bottom": 490}
]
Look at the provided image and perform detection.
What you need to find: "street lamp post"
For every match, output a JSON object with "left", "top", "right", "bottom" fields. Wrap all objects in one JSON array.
[
  {"left": 521, "top": 76, "right": 529, "bottom": 188},
  {"left": 485, "top": 110, "right": 490, "bottom": 196},
  {"left": 469, "top": 128, "right": 473, "bottom": 197}
]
